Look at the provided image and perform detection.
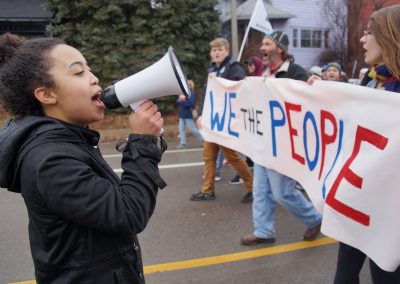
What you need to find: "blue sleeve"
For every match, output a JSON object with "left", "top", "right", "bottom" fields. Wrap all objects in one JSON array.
[
  {"left": 179, "top": 90, "right": 196, "bottom": 109},
  {"left": 187, "top": 90, "right": 196, "bottom": 109}
]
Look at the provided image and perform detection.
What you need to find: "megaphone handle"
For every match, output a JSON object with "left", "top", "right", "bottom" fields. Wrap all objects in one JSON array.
[
  {"left": 130, "top": 100, "right": 145, "bottom": 111},
  {"left": 130, "top": 100, "right": 164, "bottom": 136}
]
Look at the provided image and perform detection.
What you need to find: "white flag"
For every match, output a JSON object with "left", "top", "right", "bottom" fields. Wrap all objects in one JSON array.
[
  {"left": 248, "top": 0, "right": 273, "bottom": 34},
  {"left": 238, "top": 0, "right": 273, "bottom": 60}
]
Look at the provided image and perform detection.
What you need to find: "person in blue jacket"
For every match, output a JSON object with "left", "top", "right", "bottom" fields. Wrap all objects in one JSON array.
[{"left": 176, "top": 79, "right": 203, "bottom": 149}]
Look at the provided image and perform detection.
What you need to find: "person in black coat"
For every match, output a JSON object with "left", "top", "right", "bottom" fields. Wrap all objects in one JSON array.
[{"left": 0, "top": 33, "right": 165, "bottom": 284}]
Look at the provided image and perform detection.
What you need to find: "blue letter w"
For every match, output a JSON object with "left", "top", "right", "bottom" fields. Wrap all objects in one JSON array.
[{"left": 209, "top": 91, "right": 227, "bottom": 131}]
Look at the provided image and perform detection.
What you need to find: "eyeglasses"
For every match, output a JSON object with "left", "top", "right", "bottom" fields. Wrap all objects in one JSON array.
[{"left": 363, "top": 29, "right": 372, "bottom": 37}]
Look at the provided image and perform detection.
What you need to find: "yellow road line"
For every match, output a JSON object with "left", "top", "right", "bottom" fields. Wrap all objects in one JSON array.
[
  {"left": 144, "top": 237, "right": 337, "bottom": 274},
  {"left": 10, "top": 237, "right": 337, "bottom": 284}
]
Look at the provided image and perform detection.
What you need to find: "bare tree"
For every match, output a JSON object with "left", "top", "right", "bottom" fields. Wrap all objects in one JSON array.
[
  {"left": 323, "top": 0, "right": 395, "bottom": 77},
  {"left": 321, "top": 0, "right": 348, "bottom": 68},
  {"left": 347, "top": 0, "right": 365, "bottom": 77}
]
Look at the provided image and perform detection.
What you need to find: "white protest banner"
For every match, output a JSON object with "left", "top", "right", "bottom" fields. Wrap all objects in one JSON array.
[
  {"left": 200, "top": 76, "right": 400, "bottom": 272},
  {"left": 238, "top": 0, "right": 273, "bottom": 60}
]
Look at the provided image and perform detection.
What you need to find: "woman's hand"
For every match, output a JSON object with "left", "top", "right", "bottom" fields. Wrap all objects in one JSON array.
[{"left": 128, "top": 100, "right": 163, "bottom": 136}]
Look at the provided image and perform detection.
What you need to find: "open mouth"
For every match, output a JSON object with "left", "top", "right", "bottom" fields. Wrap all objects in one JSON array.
[
  {"left": 91, "top": 93, "right": 100, "bottom": 101},
  {"left": 91, "top": 92, "right": 105, "bottom": 108}
]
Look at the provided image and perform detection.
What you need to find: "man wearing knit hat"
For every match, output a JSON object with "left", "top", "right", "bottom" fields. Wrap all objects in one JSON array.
[
  {"left": 241, "top": 30, "right": 322, "bottom": 246},
  {"left": 257, "top": 30, "right": 309, "bottom": 79}
]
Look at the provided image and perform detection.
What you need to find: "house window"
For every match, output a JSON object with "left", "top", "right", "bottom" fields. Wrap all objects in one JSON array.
[
  {"left": 300, "top": 29, "right": 327, "bottom": 48},
  {"left": 324, "top": 30, "right": 329, "bottom": 49},
  {"left": 312, "top": 30, "right": 322, "bottom": 48},
  {"left": 301, "top": 30, "right": 312, "bottom": 47},
  {"left": 0, "top": 21, "right": 48, "bottom": 37},
  {"left": 292, "top": 29, "right": 298, "bottom": 48}
]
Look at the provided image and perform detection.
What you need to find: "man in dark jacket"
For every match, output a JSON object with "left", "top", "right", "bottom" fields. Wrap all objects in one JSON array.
[
  {"left": 191, "top": 37, "right": 253, "bottom": 203},
  {"left": 241, "top": 31, "right": 322, "bottom": 246}
]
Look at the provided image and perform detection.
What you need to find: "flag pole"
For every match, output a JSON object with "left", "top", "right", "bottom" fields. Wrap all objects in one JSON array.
[
  {"left": 231, "top": 0, "right": 239, "bottom": 58},
  {"left": 237, "top": 0, "right": 272, "bottom": 62},
  {"left": 238, "top": 23, "right": 251, "bottom": 61}
]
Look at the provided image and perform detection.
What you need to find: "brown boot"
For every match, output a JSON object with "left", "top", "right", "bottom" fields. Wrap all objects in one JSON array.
[
  {"left": 241, "top": 234, "right": 275, "bottom": 246},
  {"left": 303, "top": 222, "right": 321, "bottom": 241}
]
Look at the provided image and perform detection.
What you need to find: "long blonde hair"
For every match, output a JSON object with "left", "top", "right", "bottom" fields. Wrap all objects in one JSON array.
[{"left": 369, "top": 5, "right": 400, "bottom": 80}]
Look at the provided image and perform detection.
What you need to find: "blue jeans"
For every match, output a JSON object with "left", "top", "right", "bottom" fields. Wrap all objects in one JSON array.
[
  {"left": 179, "top": 118, "right": 203, "bottom": 145},
  {"left": 215, "top": 148, "right": 224, "bottom": 177},
  {"left": 252, "top": 164, "right": 322, "bottom": 238}
]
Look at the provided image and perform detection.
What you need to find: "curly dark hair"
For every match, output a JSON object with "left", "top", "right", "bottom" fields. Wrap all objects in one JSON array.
[
  {"left": 0, "top": 32, "right": 25, "bottom": 66},
  {"left": 0, "top": 33, "right": 64, "bottom": 117}
]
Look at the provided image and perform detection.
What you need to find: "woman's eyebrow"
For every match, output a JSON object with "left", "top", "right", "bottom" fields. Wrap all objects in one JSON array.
[{"left": 69, "top": 61, "right": 85, "bottom": 68}]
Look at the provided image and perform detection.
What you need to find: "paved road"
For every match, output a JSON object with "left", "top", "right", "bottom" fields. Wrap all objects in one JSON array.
[{"left": 0, "top": 138, "right": 373, "bottom": 284}]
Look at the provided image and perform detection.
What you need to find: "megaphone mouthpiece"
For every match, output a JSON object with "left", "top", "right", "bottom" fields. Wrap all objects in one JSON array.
[
  {"left": 100, "top": 85, "right": 122, "bottom": 109},
  {"left": 100, "top": 47, "right": 190, "bottom": 110}
]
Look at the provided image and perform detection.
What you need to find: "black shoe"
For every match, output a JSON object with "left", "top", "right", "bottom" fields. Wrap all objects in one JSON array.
[
  {"left": 241, "top": 192, "right": 253, "bottom": 203},
  {"left": 190, "top": 192, "right": 216, "bottom": 201},
  {"left": 241, "top": 234, "right": 275, "bottom": 246},
  {"left": 303, "top": 222, "right": 322, "bottom": 241},
  {"left": 229, "top": 175, "right": 243, "bottom": 184}
]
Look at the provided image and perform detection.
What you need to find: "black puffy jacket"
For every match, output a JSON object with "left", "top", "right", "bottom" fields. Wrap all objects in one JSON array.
[{"left": 0, "top": 116, "right": 166, "bottom": 284}]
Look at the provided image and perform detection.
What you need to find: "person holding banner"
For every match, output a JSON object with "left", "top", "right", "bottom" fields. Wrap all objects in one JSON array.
[
  {"left": 332, "top": 5, "right": 400, "bottom": 283},
  {"left": 191, "top": 37, "right": 254, "bottom": 203},
  {"left": 241, "top": 31, "right": 322, "bottom": 246}
]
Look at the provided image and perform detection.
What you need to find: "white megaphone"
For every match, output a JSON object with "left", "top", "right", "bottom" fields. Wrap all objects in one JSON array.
[{"left": 100, "top": 47, "right": 190, "bottom": 110}]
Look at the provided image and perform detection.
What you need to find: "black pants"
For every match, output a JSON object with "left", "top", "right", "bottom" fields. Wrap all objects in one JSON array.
[{"left": 334, "top": 242, "right": 400, "bottom": 284}]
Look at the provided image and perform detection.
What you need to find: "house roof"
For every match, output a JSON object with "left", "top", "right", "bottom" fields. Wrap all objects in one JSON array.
[
  {"left": 0, "top": 0, "right": 51, "bottom": 20},
  {"left": 222, "top": 0, "right": 294, "bottom": 22}
]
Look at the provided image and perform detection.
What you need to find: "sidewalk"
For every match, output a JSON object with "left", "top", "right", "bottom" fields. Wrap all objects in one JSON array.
[
  {"left": 0, "top": 112, "right": 203, "bottom": 149},
  {"left": 98, "top": 123, "right": 204, "bottom": 150}
]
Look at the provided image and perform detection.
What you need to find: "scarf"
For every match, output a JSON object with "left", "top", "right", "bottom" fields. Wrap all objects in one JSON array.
[{"left": 368, "top": 65, "right": 400, "bottom": 93}]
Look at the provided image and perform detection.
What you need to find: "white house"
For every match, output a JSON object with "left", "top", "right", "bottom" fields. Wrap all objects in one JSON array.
[{"left": 217, "top": 0, "right": 344, "bottom": 70}]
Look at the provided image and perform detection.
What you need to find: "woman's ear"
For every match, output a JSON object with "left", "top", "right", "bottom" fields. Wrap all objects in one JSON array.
[{"left": 34, "top": 87, "right": 57, "bottom": 105}]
